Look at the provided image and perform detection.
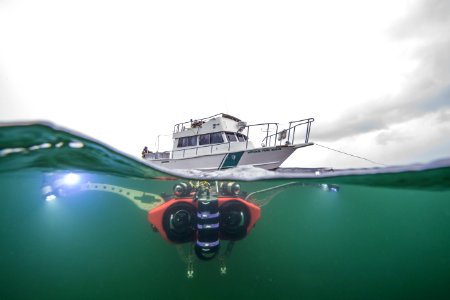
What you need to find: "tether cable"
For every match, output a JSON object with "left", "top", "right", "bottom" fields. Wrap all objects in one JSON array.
[{"left": 314, "top": 143, "right": 387, "bottom": 167}]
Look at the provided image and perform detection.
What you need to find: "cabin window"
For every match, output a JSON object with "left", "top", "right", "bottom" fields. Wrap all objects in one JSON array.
[
  {"left": 225, "top": 132, "right": 237, "bottom": 142},
  {"left": 177, "top": 136, "right": 197, "bottom": 148},
  {"left": 236, "top": 133, "right": 247, "bottom": 142},
  {"left": 210, "top": 132, "right": 224, "bottom": 144},
  {"left": 197, "top": 132, "right": 224, "bottom": 145},
  {"left": 199, "top": 134, "right": 210, "bottom": 145}
]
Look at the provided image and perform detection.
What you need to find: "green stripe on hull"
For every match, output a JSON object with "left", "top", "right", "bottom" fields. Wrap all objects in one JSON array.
[{"left": 219, "top": 151, "right": 244, "bottom": 170}]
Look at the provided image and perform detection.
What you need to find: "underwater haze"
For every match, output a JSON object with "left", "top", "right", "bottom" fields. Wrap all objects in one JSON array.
[{"left": 1, "top": 123, "right": 450, "bottom": 300}]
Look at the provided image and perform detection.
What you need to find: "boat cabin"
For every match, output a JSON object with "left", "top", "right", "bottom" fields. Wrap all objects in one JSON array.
[{"left": 170, "top": 114, "right": 253, "bottom": 159}]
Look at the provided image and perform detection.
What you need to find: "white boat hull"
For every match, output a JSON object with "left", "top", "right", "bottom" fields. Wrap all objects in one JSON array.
[{"left": 144, "top": 143, "right": 313, "bottom": 171}]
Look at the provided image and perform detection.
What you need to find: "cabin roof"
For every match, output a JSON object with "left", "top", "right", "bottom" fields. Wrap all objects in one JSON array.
[
  {"left": 220, "top": 113, "right": 241, "bottom": 122},
  {"left": 173, "top": 113, "right": 242, "bottom": 134}
]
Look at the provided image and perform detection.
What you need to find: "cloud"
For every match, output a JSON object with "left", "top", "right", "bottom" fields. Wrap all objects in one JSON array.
[
  {"left": 313, "top": 0, "right": 450, "bottom": 143},
  {"left": 392, "top": 0, "right": 450, "bottom": 38},
  {"left": 375, "top": 127, "right": 411, "bottom": 147}
]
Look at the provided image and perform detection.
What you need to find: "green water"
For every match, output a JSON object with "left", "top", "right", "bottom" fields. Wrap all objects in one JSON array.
[{"left": 1, "top": 123, "right": 450, "bottom": 299}]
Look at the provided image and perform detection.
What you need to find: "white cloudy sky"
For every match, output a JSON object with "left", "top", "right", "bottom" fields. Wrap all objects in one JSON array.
[{"left": 1, "top": 0, "right": 449, "bottom": 169}]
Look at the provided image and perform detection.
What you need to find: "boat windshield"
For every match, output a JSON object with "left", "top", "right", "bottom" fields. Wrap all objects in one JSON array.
[
  {"left": 198, "top": 132, "right": 224, "bottom": 145},
  {"left": 225, "top": 132, "right": 237, "bottom": 142},
  {"left": 236, "top": 133, "right": 247, "bottom": 142},
  {"left": 210, "top": 132, "right": 224, "bottom": 144},
  {"left": 199, "top": 134, "right": 210, "bottom": 145},
  {"left": 177, "top": 136, "right": 197, "bottom": 148}
]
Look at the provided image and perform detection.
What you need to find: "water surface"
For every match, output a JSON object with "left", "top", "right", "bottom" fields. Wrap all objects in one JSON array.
[{"left": 1, "top": 123, "right": 449, "bottom": 299}]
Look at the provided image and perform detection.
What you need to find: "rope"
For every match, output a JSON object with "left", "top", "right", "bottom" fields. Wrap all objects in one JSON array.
[
  {"left": 314, "top": 143, "right": 387, "bottom": 166},
  {"left": 245, "top": 182, "right": 298, "bottom": 207}
]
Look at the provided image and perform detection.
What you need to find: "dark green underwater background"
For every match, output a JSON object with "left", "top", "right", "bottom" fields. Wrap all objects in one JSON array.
[{"left": 1, "top": 124, "right": 450, "bottom": 299}]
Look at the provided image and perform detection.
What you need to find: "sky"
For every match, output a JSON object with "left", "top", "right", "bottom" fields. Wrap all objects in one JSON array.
[{"left": 1, "top": 0, "right": 449, "bottom": 169}]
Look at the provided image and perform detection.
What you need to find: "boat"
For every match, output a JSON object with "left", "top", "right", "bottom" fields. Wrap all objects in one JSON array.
[{"left": 142, "top": 113, "right": 314, "bottom": 171}]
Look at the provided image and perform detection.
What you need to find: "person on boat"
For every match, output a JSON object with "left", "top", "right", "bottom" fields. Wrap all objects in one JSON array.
[{"left": 142, "top": 146, "right": 149, "bottom": 158}]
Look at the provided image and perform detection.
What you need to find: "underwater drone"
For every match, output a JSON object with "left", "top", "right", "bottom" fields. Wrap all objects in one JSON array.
[
  {"left": 42, "top": 172, "right": 339, "bottom": 278},
  {"left": 148, "top": 181, "right": 260, "bottom": 277}
]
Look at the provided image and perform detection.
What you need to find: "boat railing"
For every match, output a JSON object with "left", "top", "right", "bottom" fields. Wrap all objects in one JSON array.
[
  {"left": 262, "top": 118, "right": 314, "bottom": 146},
  {"left": 240, "top": 123, "right": 279, "bottom": 149},
  {"left": 170, "top": 141, "right": 242, "bottom": 159},
  {"left": 173, "top": 113, "right": 225, "bottom": 134},
  {"left": 144, "top": 151, "right": 171, "bottom": 160}
]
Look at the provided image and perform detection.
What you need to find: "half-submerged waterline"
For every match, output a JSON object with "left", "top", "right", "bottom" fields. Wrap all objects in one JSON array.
[{"left": 1, "top": 122, "right": 450, "bottom": 299}]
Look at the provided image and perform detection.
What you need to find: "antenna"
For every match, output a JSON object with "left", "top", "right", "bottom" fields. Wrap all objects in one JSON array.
[{"left": 155, "top": 133, "right": 171, "bottom": 152}]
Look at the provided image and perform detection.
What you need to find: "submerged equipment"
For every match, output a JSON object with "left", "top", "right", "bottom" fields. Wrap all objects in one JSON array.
[
  {"left": 148, "top": 181, "right": 260, "bottom": 265},
  {"left": 195, "top": 192, "right": 220, "bottom": 260},
  {"left": 41, "top": 173, "right": 340, "bottom": 279}
]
